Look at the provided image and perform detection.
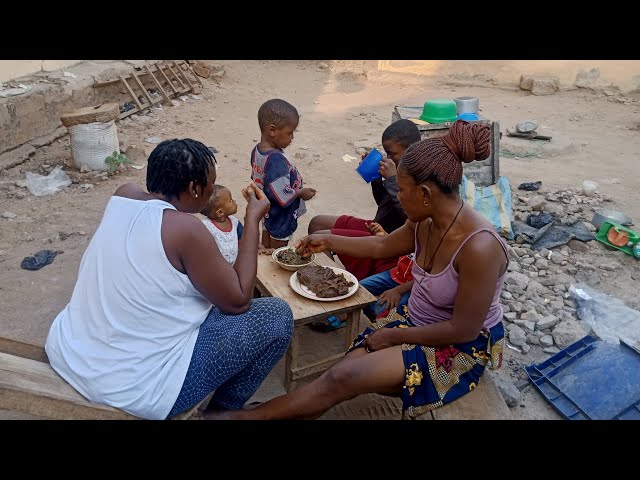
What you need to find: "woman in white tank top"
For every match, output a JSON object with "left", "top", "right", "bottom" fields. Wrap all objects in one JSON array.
[{"left": 45, "top": 139, "right": 293, "bottom": 420}]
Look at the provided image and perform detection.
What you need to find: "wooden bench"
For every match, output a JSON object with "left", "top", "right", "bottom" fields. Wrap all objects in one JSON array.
[
  {"left": 417, "top": 373, "right": 511, "bottom": 420},
  {"left": 0, "top": 337, "right": 206, "bottom": 420}
]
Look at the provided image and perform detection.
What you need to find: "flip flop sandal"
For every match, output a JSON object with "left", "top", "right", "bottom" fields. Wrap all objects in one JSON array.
[{"left": 309, "top": 315, "right": 346, "bottom": 333}]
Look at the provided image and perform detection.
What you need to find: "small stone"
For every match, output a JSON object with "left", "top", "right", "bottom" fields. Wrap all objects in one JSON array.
[
  {"left": 552, "top": 320, "right": 587, "bottom": 348},
  {"left": 487, "top": 372, "right": 521, "bottom": 408},
  {"left": 567, "top": 239, "right": 588, "bottom": 253},
  {"left": 521, "top": 257, "right": 535, "bottom": 265},
  {"left": 543, "top": 346, "right": 561, "bottom": 355},
  {"left": 2, "top": 211, "right": 17, "bottom": 219},
  {"left": 509, "top": 325, "right": 527, "bottom": 346},
  {"left": 535, "top": 258, "right": 549, "bottom": 270},
  {"left": 521, "top": 344, "right": 531, "bottom": 354},
  {"left": 540, "top": 335, "right": 555, "bottom": 347},
  {"left": 550, "top": 253, "right": 564, "bottom": 265},
  {"left": 504, "top": 312, "right": 517, "bottom": 322},
  {"left": 505, "top": 272, "right": 529, "bottom": 289},
  {"left": 507, "top": 262, "right": 522, "bottom": 273},
  {"left": 526, "top": 334, "right": 541, "bottom": 345},
  {"left": 576, "top": 270, "right": 600, "bottom": 286},
  {"left": 599, "top": 262, "right": 617, "bottom": 272},
  {"left": 538, "top": 315, "right": 561, "bottom": 331},
  {"left": 514, "top": 247, "right": 528, "bottom": 257},
  {"left": 15, "top": 180, "right": 27, "bottom": 188},
  {"left": 319, "top": 62, "right": 329, "bottom": 69},
  {"left": 520, "top": 310, "right": 539, "bottom": 322},
  {"left": 501, "top": 291, "right": 513, "bottom": 300},
  {"left": 77, "top": 231, "right": 86, "bottom": 236}
]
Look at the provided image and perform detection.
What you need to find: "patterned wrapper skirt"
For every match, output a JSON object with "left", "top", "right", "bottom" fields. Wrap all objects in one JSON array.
[{"left": 347, "top": 310, "right": 505, "bottom": 419}]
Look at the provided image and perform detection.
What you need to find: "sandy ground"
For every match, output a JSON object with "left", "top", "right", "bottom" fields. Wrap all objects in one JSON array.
[{"left": 1, "top": 60, "right": 639, "bottom": 420}]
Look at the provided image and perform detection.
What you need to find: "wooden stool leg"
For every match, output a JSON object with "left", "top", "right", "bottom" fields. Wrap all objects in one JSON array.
[
  {"left": 344, "top": 309, "right": 361, "bottom": 350},
  {"left": 284, "top": 326, "right": 301, "bottom": 392}
]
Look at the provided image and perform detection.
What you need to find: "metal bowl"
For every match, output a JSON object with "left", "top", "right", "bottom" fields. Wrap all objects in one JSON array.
[
  {"left": 591, "top": 207, "right": 633, "bottom": 230},
  {"left": 272, "top": 246, "right": 315, "bottom": 272},
  {"left": 454, "top": 96, "right": 479, "bottom": 115}
]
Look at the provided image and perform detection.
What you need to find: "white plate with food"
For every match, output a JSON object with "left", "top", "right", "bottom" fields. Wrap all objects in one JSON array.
[{"left": 289, "top": 265, "right": 359, "bottom": 302}]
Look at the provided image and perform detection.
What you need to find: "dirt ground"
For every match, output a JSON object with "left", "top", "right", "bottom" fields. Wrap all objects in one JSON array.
[{"left": 1, "top": 60, "right": 639, "bottom": 420}]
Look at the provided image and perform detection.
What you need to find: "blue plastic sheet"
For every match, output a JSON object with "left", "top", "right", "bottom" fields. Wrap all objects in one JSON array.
[{"left": 460, "top": 175, "right": 514, "bottom": 239}]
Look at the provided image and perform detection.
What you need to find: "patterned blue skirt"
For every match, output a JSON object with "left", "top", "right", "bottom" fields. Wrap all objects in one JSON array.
[{"left": 347, "top": 311, "right": 505, "bottom": 419}]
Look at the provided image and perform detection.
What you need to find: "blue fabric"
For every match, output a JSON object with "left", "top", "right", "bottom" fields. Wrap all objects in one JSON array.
[
  {"left": 167, "top": 297, "right": 293, "bottom": 418},
  {"left": 236, "top": 221, "right": 243, "bottom": 240},
  {"left": 460, "top": 175, "right": 514, "bottom": 240},
  {"left": 261, "top": 151, "right": 304, "bottom": 239},
  {"left": 360, "top": 269, "right": 411, "bottom": 320},
  {"left": 347, "top": 316, "right": 505, "bottom": 419}
]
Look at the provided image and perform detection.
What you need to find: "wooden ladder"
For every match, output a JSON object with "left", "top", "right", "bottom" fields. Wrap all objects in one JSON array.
[{"left": 117, "top": 60, "right": 204, "bottom": 120}]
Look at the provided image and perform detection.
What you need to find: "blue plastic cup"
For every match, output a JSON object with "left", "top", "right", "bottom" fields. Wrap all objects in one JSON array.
[{"left": 356, "top": 149, "right": 383, "bottom": 183}]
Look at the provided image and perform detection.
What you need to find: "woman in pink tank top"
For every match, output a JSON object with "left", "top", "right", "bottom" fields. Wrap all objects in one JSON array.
[{"left": 206, "top": 121, "right": 509, "bottom": 420}]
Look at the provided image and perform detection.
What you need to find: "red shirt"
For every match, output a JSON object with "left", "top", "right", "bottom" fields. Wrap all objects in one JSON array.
[{"left": 390, "top": 254, "right": 414, "bottom": 284}]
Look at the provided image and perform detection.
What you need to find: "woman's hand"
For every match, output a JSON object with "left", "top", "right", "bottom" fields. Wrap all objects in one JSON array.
[
  {"left": 294, "top": 234, "right": 330, "bottom": 257},
  {"left": 363, "top": 328, "right": 399, "bottom": 353},
  {"left": 377, "top": 286, "right": 402, "bottom": 311},
  {"left": 242, "top": 183, "right": 270, "bottom": 222}
]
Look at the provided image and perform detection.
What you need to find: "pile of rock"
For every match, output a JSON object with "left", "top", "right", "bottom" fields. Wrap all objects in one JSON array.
[
  {"left": 511, "top": 186, "right": 611, "bottom": 228},
  {"left": 500, "top": 184, "right": 609, "bottom": 355},
  {"left": 502, "top": 244, "right": 587, "bottom": 355}
]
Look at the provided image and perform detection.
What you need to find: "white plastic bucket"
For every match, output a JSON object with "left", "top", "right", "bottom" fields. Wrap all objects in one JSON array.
[{"left": 68, "top": 120, "right": 120, "bottom": 171}]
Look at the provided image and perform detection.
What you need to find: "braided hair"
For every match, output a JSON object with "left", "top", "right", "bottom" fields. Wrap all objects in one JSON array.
[
  {"left": 399, "top": 120, "right": 490, "bottom": 194},
  {"left": 146, "top": 138, "right": 216, "bottom": 200}
]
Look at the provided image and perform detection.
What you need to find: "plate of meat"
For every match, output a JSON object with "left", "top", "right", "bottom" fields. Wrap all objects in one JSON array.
[{"left": 290, "top": 265, "right": 359, "bottom": 302}]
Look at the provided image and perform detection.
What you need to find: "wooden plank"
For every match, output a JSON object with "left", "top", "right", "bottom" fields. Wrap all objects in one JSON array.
[
  {"left": 144, "top": 65, "right": 173, "bottom": 106},
  {"left": 492, "top": 121, "right": 501, "bottom": 184},
  {"left": 171, "top": 392, "right": 214, "bottom": 420},
  {"left": 430, "top": 373, "right": 511, "bottom": 420},
  {"left": 157, "top": 64, "right": 180, "bottom": 94},
  {"left": 131, "top": 71, "right": 155, "bottom": 107},
  {"left": 119, "top": 75, "right": 143, "bottom": 111},
  {"left": 0, "top": 352, "right": 137, "bottom": 420},
  {"left": 0, "top": 337, "right": 47, "bottom": 362},
  {"left": 290, "top": 352, "right": 344, "bottom": 382},
  {"left": 180, "top": 61, "right": 204, "bottom": 88},
  {"left": 284, "top": 326, "right": 301, "bottom": 391},
  {"left": 345, "top": 309, "right": 362, "bottom": 350},
  {"left": 173, "top": 61, "right": 195, "bottom": 91},
  {"left": 119, "top": 106, "right": 141, "bottom": 120},
  {"left": 255, "top": 254, "right": 376, "bottom": 324},
  {"left": 167, "top": 64, "right": 187, "bottom": 91}
]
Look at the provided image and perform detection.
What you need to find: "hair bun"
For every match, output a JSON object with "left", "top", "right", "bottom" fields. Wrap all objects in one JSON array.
[{"left": 444, "top": 120, "right": 491, "bottom": 164}]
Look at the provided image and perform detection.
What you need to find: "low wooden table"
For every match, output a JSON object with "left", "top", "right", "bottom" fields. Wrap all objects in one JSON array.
[{"left": 255, "top": 254, "right": 376, "bottom": 391}]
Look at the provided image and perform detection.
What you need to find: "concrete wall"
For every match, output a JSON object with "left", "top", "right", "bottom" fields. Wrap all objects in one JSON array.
[
  {"left": 0, "top": 61, "right": 82, "bottom": 83},
  {"left": 378, "top": 61, "right": 640, "bottom": 93}
]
